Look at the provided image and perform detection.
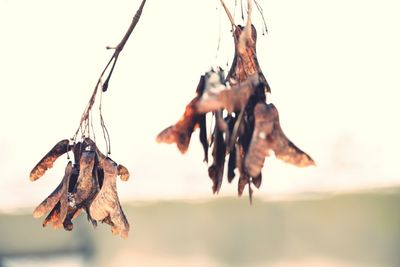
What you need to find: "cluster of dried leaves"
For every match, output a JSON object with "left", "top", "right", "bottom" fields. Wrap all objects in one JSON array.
[
  {"left": 30, "top": 138, "right": 130, "bottom": 238},
  {"left": 30, "top": 0, "right": 314, "bottom": 240},
  {"left": 157, "top": 23, "right": 314, "bottom": 202},
  {"left": 29, "top": 0, "right": 148, "bottom": 238}
]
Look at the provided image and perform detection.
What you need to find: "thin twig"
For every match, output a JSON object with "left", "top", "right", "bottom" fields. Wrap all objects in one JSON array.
[
  {"left": 219, "top": 0, "right": 236, "bottom": 29},
  {"left": 248, "top": 180, "right": 253, "bottom": 204},
  {"left": 253, "top": 0, "right": 268, "bottom": 34},
  {"left": 72, "top": 0, "right": 147, "bottom": 141},
  {"left": 241, "top": 0, "right": 244, "bottom": 21},
  {"left": 103, "top": 0, "right": 147, "bottom": 92}
]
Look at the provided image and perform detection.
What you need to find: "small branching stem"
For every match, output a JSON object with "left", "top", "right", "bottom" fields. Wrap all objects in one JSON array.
[{"left": 73, "top": 0, "right": 147, "bottom": 142}]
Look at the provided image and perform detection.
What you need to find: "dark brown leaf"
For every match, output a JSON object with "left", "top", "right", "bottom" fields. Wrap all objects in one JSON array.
[
  {"left": 61, "top": 151, "right": 99, "bottom": 230},
  {"left": 63, "top": 208, "right": 81, "bottom": 231},
  {"left": 208, "top": 127, "right": 226, "bottom": 194},
  {"left": 227, "top": 148, "right": 237, "bottom": 183},
  {"left": 252, "top": 173, "right": 262, "bottom": 189},
  {"left": 198, "top": 113, "right": 208, "bottom": 162},
  {"left": 72, "top": 142, "right": 83, "bottom": 166},
  {"left": 72, "top": 151, "right": 99, "bottom": 205},
  {"left": 227, "top": 115, "right": 237, "bottom": 182}
]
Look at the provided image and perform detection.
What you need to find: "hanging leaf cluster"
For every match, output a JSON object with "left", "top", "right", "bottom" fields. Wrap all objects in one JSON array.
[
  {"left": 30, "top": 138, "right": 130, "bottom": 238},
  {"left": 29, "top": 0, "right": 147, "bottom": 238},
  {"left": 30, "top": 0, "right": 316, "bottom": 239},
  {"left": 157, "top": 16, "right": 314, "bottom": 201}
]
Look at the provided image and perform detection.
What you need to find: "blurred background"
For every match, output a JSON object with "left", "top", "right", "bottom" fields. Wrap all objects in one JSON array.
[{"left": 1, "top": 0, "right": 400, "bottom": 266}]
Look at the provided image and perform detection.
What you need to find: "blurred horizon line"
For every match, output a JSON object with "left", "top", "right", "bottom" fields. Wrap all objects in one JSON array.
[{"left": 2, "top": 183, "right": 400, "bottom": 214}]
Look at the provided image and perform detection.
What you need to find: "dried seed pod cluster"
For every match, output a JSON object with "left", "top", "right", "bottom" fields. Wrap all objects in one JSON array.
[
  {"left": 157, "top": 24, "right": 314, "bottom": 201},
  {"left": 30, "top": 138, "right": 130, "bottom": 238},
  {"left": 29, "top": 0, "right": 147, "bottom": 237}
]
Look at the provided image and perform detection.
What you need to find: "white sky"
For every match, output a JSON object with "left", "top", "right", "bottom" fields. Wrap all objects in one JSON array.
[{"left": 1, "top": 0, "right": 400, "bottom": 210}]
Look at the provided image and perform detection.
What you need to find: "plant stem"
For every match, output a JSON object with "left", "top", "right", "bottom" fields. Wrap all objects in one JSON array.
[
  {"left": 219, "top": 0, "right": 235, "bottom": 28},
  {"left": 73, "top": 0, "right": 147, "bottom": 140}
]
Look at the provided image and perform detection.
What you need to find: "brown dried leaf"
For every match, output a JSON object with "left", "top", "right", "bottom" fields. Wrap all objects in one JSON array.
[
  {"left": 61, "top": 151, "right": 99, "bottom": 230},
  {"left": 227, "top": 147, "right": 237, "bottom": 183},
  {"left": 237, "top": 175, "right": 249, "bottom": 197},
  {"left": 197, "top": 74, "right": 259, "bottom": 114},
  {"left": 208, "top": 127, "right": 226, "bottom": 194},
  {"left": 244, "top": 102, "right": 275, "bottom": 177},
  {"left": 89, "top": 158, "right": 129, "bottom": 238},
  {"left": 63, "top": 208, "right": 81, "bottom": 231},
  {"left": 30, "top": 139, "right": 71, "bottom": 181},
  {"left": 270, "top": 111, "right": 315, "bottom": 168},
  {"left": 156, "top": 96, "right": 201, "bottom": 154},
  {"left": 235, "top": 144, "right": 247, "bottom": 196},
  {"left": 226, "top": 115, "right": 237, "bottom": 182},
  {"left": 117, "top": 164, "right": 130, "bottom": 181},
  {"left": 33, "top": 161, "right": 73, "bottom": 219},
  {"left": 245, "top": 103, "right": 315, "bottom": 177},
  {"left": 252, "top": 173, "right": 262, "bottom": 189},
  {"left": 198, "top": 113, "right": 209, "bottom": 162},
  {"left": 72, "top": 142, "right": 83, "bottom": 166},
  {"left": 156, "top": 76, "right": 206, "bottom": 154},
  {"left": 57, "top": 166, "right": 79, "bottom": 228},
  {"left": 227, "top": 24, "right": 270, "bottom": 94},
  {"left": 42, "top": 203, "right": 61, "bottom": 228},
  {"left": 73, "top": 151, "right": 99, "bottom": 205}
]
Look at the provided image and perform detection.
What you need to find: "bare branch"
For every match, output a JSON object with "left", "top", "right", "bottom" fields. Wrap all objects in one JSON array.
[{"left": 73, "top": 0, "right": 147, "bottom": 140}]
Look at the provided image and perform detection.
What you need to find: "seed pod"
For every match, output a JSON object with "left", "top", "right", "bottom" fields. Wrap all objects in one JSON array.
[
  {"left": 62, "top": 150, "right": 99, "bottom": 230},
  {"left": 63, "top": 208, "right": 81, "bottom": 231},
  {"left": 30, "top": 139, "right": 71, "bottom": 181},
  {"left": 227, "top": 24, "right": 270, "bottom": 94},
  {"left": 42, "top": 203, "right": 61, "bottom": 228},
  {"left": 73, "top": 151, "right": 98, "bottom": 205},
  {"left": 245, "top": 103, "right": 315, "bottom": 177},
  {"left": 33, "top": 161, "right": 73, "bottom": 219},
  {"left": 83, "top": 137, "right": 130, "bottom": 182},
  {"left": 90, "top": 157, "right": 129, "bottom": 238},
  {"left": 117, "top": 164, "right": 130, "bottom": 181},
  {"left": 156, "top": 75, "right": 206, "bottom": 154}
]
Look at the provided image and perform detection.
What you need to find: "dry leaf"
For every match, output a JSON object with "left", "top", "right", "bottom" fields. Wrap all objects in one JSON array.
[
  {"left": 208, "top": 126, "right": 226, "bottom": 194},
  {"left": 42, "top": 203, "right": 61, "bottom": 228},
  {"left": 156, "top": 21, "right": 314, "bottom": 202},
  {"left": 197, "top": 73, "right": 259, "bottom": 114},
  {"left": 73, "top": 151, "right": 99, "bottom": 205},
  {"left": 33, "top": 162, "right": 72, "bottom": 219},
  {"left": 245, "top": 102, "right": 315, "bottom": 177},
  {"left": 117, "top": 164, "right": 130, "bottom": 181},
  {"left": 156, "top": 76, "right": 206, "bottom": 153},
  {"left": 30, "top": 139, "right": 71, "bottom": 181},
  {"left": 227, "top": 24, "right": 270, "bottom": 94},
  {"left": 90, "top": 157, "right": 129, "bottom": 238}
]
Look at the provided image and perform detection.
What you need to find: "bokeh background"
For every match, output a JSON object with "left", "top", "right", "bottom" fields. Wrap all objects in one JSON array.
[{"left": 1, "top": 0, "right": 400, "bottom": 266}]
